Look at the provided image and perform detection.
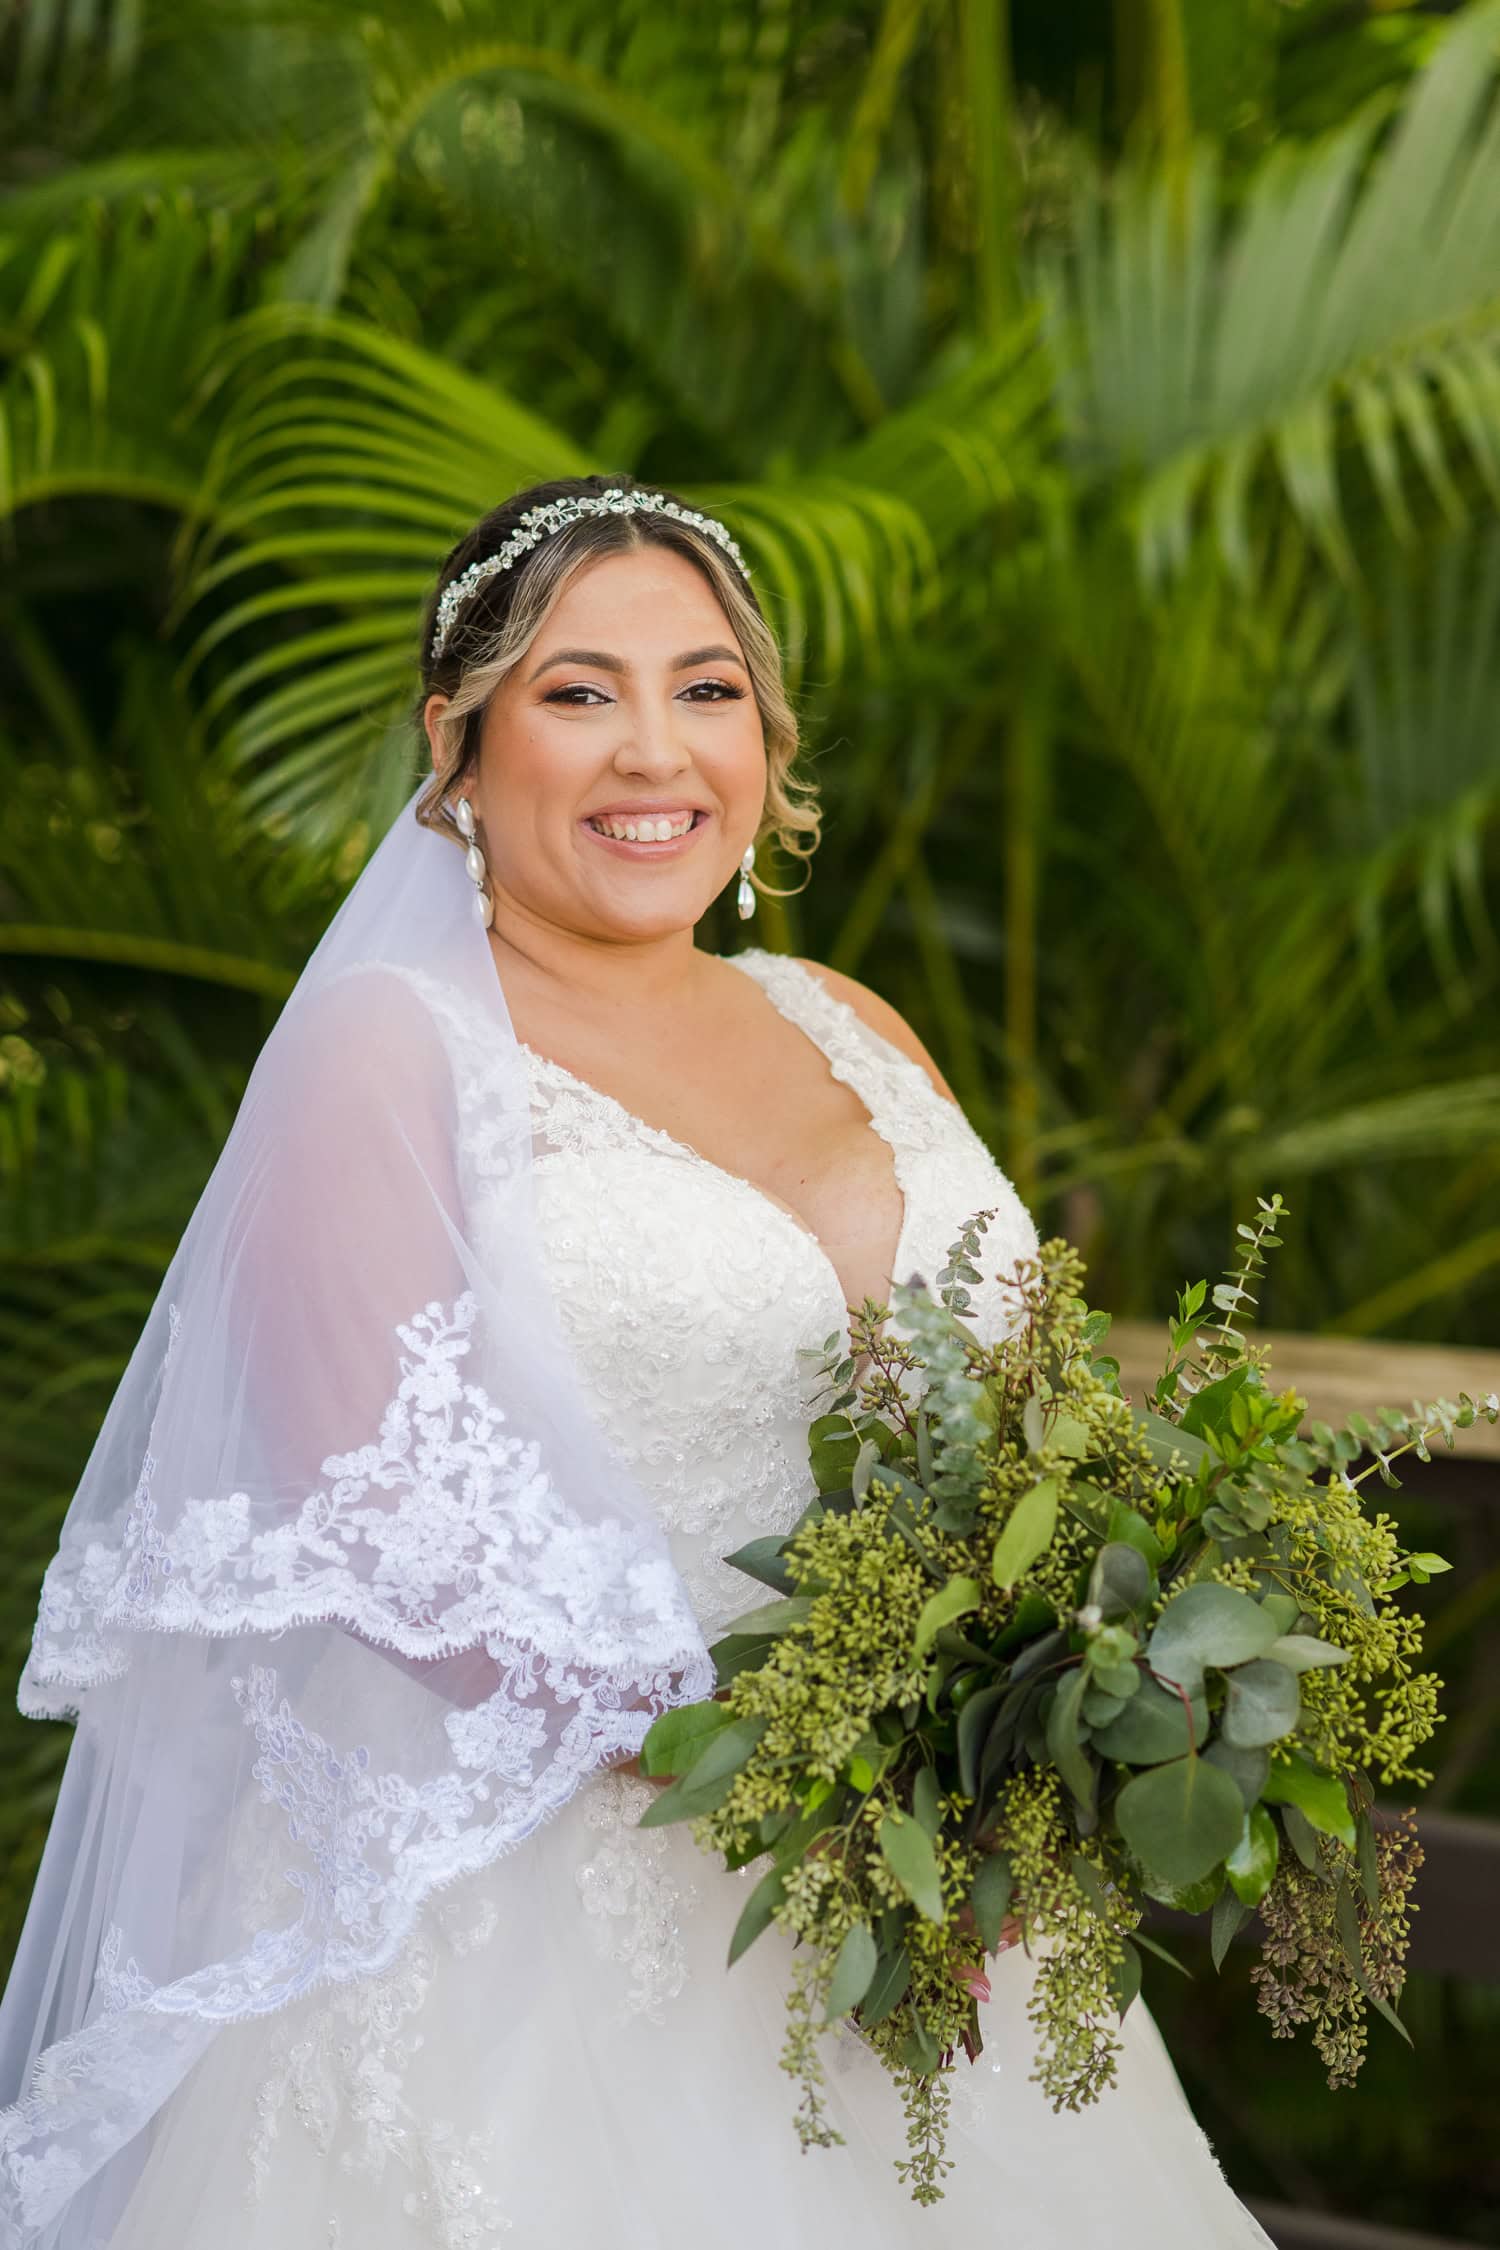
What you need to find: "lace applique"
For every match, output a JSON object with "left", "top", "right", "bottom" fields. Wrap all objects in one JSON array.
[
  {"left": 506, "top": 949, "right": 1039, "bottom": 1637},
  {"left": 24, "top": 1290, "right": 705, "bottom": 1690},
  {"left": 245, "top": 1909, "right": 512, "bottom": 2248},
  {"left": 574, "top": 1771, "right": 697, "bottom": 2022}
]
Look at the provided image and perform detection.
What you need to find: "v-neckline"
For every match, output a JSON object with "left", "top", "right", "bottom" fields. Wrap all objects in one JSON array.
[{"left": 514, "top": 950, "right": 912, "bottom": 1328}]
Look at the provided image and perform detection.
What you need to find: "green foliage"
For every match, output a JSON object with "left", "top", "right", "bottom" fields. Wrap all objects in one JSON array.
[
  {"left": 641, "top": 1198, "right": 1499, "bottom": 2201},
  {"left": 5, "top": 0, "right": 1500, "bottom": 2104}
]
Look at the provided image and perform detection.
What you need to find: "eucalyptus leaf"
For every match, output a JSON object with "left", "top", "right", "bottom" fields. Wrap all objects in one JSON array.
[
  {"left": 972, "top": 1852, "right": 1015, "bottom": 1951},
  {"left": 994, "top": 1595, "right": 1063, "bottom": 1656},
  {"left": 1115, "top": 1754, "right": 1246, "bottom": 1887},
  {"left": 709, "top": 1630, "right": 779, "bottom": 1686},
  {"left": 1253, "top": 1592, "right": 1302, "bottom": 1636},
  {"left": 1226, "top": 1805, "right": 1279, "bottom": 1905},
  {"left": 1140, "top": 1865, "right": 1224, "bottom": 1914},
  {"left": 911, "top": 1765, "right": 942, "bottom": 1837},
  {"left": 825, "top": 1922, "right": 878, "bottom": 2021},
  {"left": 1126, "top": 1925, "right": 1194, "bottom": 1978},
  {"left": 860, "top": 1946, "right": 911, "bottom": 2027},
  {"left": 636, "top": 1715, "right": 767, "bottom": 1827},
  {"left": 1179, "top": 1362, "right": 1251, "bottom": 1438},
  {"left": 808, "top": 1415, "right": 860, "bottom": 1493},
  {"left": 1091, "top": 1676, "right": 1207, "bottom": 1764},
  {"left": 728, "top": 1865, "right": 785, "bottom": 1965},
  {"left": 1147, "top": 1582, "right": 1281, "bottom": 1695},
  {"left": 957, "top": 1685, "right": 1008, "bottom": 1797},
  {"left": 1265, "top": 1633, "right": 1350, "bottom": 1672},
  {"left": 914, "top": 1574, "right": 982, "bottom": 1658},
  {"left": 722, "top": 1596, "right": 815, "bottom": 1639},
  {"left": 1106, "top": 1500, "right": 1168, "bottom": 1570},
  {"left": 1279, "top": 1802, "right": 1326, "bottom": 1876},
  {"left": 1087, "top": 1541, "right": 1153, "bottom": 1620},
  {"left": 992, "top": 1477, "right": 1060, "bottom": 1590},
  {"left": 1356, "top": 1809, "right": 1380, "bottom": 1908},
  {"left": 879, "top": 1812, "right": 945, "bottom": 1922},
  {"left": 900, "top": 2008, "right": 941, "bottom": 2076},
  {"left": 1045, "top": 1663, "right": 1097, "bottom": 1812},
  {"left": 1203, "top": 1738, "right": 1270, "bottom": 1808},
  {"left": 639, "top": 1699, "right": 733, "bottom": 1777},
  {"left": 1050, "top": 1412, "right": 1093, "bottom": 1459},
  {"left": 1221, "top": 1658, "right": 1302, "bottom": 1748},
  {"left": 1131, "top": 1407, "right": 1212, "bottom": 1474},
  {"left": 1261, "top": 1751, "right": 1357, "bottom": 1849},
  {"left": 723, "top": 1534, "right": 796, "bottom": 1595},
  {"left": 1211, "top": 1886, "right": 1253, "bottom": 1970},
  {"left": 851, "top": 1434, "right": 881, "bottom": 1498},
  {"left": 1110, "top": 1938, "right": 1144, "bottom": 2016},
  {"left": 1009, "top": 1626, "right": 1069, "bottom": 1683}
]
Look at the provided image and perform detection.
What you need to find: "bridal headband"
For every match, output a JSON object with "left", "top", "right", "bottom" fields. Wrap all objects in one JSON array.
[{"left": 429, "top": 488, "right": 753, "bottom": 662}]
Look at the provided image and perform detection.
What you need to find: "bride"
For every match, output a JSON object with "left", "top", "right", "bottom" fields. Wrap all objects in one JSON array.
[{"left": 0, "top": 475, "right": 1276, "bottom": 2247}]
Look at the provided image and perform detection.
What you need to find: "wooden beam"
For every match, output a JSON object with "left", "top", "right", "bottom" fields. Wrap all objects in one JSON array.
[
  {"left": 1106, "top": 1322, "right": 1500, "bottom": 1461},
  {"left": 1246, "top": 2200, "right": 1475, "bottom": 2250}
]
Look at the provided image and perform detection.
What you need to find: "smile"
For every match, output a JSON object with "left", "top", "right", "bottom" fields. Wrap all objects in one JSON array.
[{"left": 581, "top": 809, "right": 709, "bottom": 852}]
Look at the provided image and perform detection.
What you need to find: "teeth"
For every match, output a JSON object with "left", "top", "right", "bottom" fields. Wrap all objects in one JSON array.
[{"left": 587, "top": 812, "right": 697, "bottom": 842}]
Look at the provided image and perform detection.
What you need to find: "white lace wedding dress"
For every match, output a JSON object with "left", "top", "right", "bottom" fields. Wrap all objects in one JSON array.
[{"left": 106, "top": 948, "right": 1275, "bottom": 2249}]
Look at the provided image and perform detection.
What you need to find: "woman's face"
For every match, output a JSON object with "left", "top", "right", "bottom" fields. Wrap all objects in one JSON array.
[{"left": 426, "top": 545, "right": 767, "bottom": 944}]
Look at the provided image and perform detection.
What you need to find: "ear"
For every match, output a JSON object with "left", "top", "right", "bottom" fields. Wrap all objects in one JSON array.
[{"left": 422, "top": 693, "right": 451, "bottom": 776}]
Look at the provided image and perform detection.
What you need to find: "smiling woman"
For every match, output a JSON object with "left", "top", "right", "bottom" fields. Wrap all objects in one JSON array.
[{"left": 0, "top": 474, "right": 1270, "bottom": 2250}]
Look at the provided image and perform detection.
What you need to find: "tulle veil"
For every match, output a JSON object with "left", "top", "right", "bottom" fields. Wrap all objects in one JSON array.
[{"left": 0, "top": 779, "right": 715, "bottom": 2247}]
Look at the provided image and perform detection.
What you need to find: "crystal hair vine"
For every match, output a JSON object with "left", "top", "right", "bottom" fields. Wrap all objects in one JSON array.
[{"left": 429, "top": 489, "right": 753, "bottom": 663}]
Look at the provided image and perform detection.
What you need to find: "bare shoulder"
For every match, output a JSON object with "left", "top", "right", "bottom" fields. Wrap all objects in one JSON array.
[{"left": 792, "top": 958, "right": 959, "bottom": 1107}]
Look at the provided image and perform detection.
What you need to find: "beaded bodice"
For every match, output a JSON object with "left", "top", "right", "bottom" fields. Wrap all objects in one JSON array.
[{"left": 515, "top": 948, "right": 1039, "bottom": 1631}]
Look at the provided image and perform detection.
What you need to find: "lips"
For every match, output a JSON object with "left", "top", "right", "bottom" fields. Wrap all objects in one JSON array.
[{"left": 579, "top": 807, "right": 710, "bottom": 855}]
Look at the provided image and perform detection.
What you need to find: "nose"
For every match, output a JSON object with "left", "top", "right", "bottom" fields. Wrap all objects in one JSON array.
[{"left": 611, "top": 684, "right": 695, "bottom": 780}]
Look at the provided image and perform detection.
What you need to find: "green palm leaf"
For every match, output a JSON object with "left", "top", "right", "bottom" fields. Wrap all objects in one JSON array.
[{"left": 1042, "top": 3, "right": 1500, "bottom": 580}]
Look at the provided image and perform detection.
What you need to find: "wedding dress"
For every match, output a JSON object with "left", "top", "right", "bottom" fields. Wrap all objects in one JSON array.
[{"left": 97, "top": 945, "right": 1276, "bottom": 2249}]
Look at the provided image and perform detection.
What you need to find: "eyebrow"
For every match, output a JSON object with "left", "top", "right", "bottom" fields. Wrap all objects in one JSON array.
[{"left": 525, "top": 644, "right": 746, "bottom": 682}]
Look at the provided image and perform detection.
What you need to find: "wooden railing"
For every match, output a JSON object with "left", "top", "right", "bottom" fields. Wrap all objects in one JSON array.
[{"left": 1105, "top": 1321, "right": 1500, "bottom": 1462}]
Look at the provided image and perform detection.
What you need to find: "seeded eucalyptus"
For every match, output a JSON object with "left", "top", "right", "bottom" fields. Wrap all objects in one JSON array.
[{"left": 639, "top": 1192, "right": 1497, "bottom": 2205}]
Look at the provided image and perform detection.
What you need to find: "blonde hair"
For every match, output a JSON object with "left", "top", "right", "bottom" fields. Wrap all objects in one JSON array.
[{"left": 413, "top": 475, "right": 819, "bottom": 898}]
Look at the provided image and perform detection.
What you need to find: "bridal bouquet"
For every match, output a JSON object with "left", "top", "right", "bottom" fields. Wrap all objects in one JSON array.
[{"left": 638, "top": 1193, "right": 1498, "bottom": 2203}]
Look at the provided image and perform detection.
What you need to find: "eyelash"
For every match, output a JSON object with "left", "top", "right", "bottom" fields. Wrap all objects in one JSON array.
[{"left": 542, "top": 680, "right": 746, "bottom": 707}]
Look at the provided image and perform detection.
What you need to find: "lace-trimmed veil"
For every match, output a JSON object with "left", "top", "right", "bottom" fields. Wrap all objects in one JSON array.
[{"left": 0, "top": 781, "right": 715, "bottom": 2246}]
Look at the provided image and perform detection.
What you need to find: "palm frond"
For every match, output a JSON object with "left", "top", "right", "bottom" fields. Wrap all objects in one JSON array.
[
  {"left": 176, "top": 301, "right": 1053, "bottom": 838},
  {"left": 0, "top": 196, "right": 254, "bottom": 524},
  {"left": 1342, "top": 527, "right": 1500, "bottom": 1008},
  {"left": 1041, "top": 2, "right": 1500, "bottom": 580}
]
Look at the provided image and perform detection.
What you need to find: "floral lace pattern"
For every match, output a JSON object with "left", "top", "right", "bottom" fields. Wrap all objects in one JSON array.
[
  {"left": 573, "top": 1771, "right": 698, "bottom": 2022},
  {"left": 22, "top": 1292, "right": 703, "bottom": 1697},
  {"left": 245, "top": 1891, "right": 512, "bottom": 2248},
  {"left": 513, "top": 948, "right": 1039, "bottom": 1634}
]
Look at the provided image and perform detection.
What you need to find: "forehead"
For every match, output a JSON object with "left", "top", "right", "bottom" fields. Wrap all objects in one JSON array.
[{"left": 541, "top": 545, "right": 734, "bottom": 642}]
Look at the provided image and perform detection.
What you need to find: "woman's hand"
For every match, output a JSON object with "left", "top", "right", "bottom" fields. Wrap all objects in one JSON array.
[{"left": 950, "top": 1895, "right": 1024, "bottom": 2005}]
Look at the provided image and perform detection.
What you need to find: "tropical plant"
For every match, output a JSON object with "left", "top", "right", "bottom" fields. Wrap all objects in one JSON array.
[{"left": 1, "top": 24, "right": 1498, "bottom": 2227}]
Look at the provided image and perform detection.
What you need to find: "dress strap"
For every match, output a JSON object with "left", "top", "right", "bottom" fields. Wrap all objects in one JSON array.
[{"left": 725, "top": 949, "right": 951, "bottom": 1156}]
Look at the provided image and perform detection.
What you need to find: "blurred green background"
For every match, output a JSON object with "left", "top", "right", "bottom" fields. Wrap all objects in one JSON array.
[{"left": 2, "top": 0, "right": 1499, "bottom": 2238}]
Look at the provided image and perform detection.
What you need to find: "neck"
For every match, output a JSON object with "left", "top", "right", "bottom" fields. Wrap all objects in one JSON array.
[{"left": 484, "top": 888, "right": 723, "bottom": 1029}]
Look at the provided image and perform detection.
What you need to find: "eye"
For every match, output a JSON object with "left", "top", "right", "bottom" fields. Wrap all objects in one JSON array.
[
  {"left": 541, "top": 675, "right": 746, "bottom": 702},
  {"left": 680, "top": 679, "right": 747, "bottom": 702}
]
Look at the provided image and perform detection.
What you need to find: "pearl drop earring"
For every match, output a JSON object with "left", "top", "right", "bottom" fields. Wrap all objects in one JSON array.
[
  {"left": 452, "top": 795, "right": 494, "bottom": 928},
  {"left": 736, "top": 843, "right": 756, "bottom": 921}
]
